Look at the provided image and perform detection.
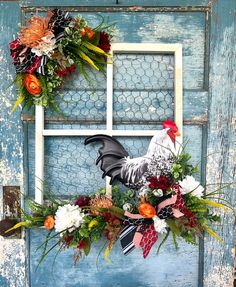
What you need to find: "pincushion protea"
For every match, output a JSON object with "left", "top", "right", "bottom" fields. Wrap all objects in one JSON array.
[{"left": 89, "top": 196, "right": 113, "bottom": 215}]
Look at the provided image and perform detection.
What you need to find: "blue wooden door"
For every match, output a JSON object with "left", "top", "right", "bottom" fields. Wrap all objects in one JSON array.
[{"left": 0, "top": 1, "right": 235, "bottom": 287}]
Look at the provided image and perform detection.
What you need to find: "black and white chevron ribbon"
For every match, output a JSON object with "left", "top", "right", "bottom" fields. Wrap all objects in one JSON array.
[
  {"left": 36, "top": 55, "right": 47, "bottom": 75},
  {"left": 120, "top": 218, "right": 152, "bottom": 256}
]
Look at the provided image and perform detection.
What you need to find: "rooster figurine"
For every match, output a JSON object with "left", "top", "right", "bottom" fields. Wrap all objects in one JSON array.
[{"left": 84, "top": 119, "right": 180, "bottom": 189}]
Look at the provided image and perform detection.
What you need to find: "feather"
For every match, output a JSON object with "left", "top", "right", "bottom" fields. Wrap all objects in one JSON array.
[{"left": 84, "top": 135, "right": 129, "bottom": 183}]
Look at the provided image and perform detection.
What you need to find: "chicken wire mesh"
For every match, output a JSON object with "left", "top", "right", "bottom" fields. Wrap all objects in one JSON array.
[
  {"left": 44, "top": 53, "right": 174, "bottom": 125},
  {"left": 27, "top": 53, "right": 176, "bottom": 196}
]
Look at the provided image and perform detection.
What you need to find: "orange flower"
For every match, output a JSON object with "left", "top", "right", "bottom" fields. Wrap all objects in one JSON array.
[
  {"left": 80, "top": 27, "right": 94, "bottom": 39},
  {"left": 24, "top": 74, "right": 42, "bottom": 95},
  {"left": 19, "top": 12, "right": 53, "bottom": 48},
  {"left": 138, "top": 198, "right": 156, "bottom": 218},
  {"left": 44, "top": 215, "right": 55, "bottom": 230}
]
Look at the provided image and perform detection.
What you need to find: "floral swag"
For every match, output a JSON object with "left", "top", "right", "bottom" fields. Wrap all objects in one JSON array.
[
  {"left": 9, "top": 9, "right": 113, "bottom": 112},
  {"left": 0, "top": 120, "right": 228, "bottom": 265}
]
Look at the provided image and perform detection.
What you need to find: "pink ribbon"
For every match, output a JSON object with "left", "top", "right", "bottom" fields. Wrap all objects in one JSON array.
[
  {"left": 157, "top": 195, "right": 184, "bottom": 218},
  {"left": 124, "top": 211, "right": 144, "bottom": 219}
]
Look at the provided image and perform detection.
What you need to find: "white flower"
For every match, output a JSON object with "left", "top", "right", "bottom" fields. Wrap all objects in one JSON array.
[
  {"left": 123, "top": 203, "right": 133, "bottom": 212},
  {"left": 138, "top": 186, "right": 150, "bottom": 197},
  {"left": 31, "top": 35, "right": 56, "bottom": 57},
  {"left": 179, "top": 175, "right": 204, "bottom": 198},
  {"left": 152, "top": 216, "right": 167, "bottom": 234},
  {"left": 54, "top": 204, "right": 85, "bottom": 233},
  {"left": 153, "top": 189, "right": 163, "bottom": 197}
]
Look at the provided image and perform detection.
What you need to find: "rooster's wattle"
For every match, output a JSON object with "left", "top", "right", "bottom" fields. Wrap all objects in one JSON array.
[{"left": 84, "top": 119, "right": 180, "bottom": 189}]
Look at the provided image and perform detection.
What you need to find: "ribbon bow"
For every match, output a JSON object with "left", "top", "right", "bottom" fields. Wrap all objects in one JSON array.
[
  {"left": 119, "top": 214, "right": 157, "bottom": 258},
  {"left": 120, "top": 190, "right": 185, "bottom": 258}
]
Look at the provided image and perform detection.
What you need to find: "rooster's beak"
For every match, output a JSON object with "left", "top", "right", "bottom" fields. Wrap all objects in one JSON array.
[{"left": 174, "top": 131, "right": 181, "bottom": 137}]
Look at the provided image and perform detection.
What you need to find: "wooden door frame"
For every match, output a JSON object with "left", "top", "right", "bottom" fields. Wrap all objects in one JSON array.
[{"left": 0, "top": 1, "right": 235, "bottom": 286}]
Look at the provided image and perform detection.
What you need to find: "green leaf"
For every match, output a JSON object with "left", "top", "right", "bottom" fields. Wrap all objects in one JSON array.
[
  {"left": 156, "top": 229, "right": 170, "bottom": 254},
  {"left": 5, "top": 221, "right": 31, "bottom": 233},
  {"left": 84, "top": 238, "right": 91, "bottom": 256},
  {"left": 166, "top": 219, "right": 181, "bottom": 236},
  {"left": 11, "top": 93, "right": 25, "bottom": 113},
  {"left": 172, "top": 232, "right": 179, "bottom": 250},
  {"left": 109, "top": 206, "right": 125, "bottom": 219}
]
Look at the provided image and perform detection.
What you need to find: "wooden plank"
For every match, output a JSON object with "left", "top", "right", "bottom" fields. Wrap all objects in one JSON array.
[
  {"left": 204, "top": 0, "right": 236, "bottom": 286},
  {"left": 21, "top": 0, "right": 210, "bottom": 7},
  {"left": 0, "top": 2, "right": 27, "bottom": 287},
  {"left": 21, "top": 10, "right": 207, "bottom": 90}
]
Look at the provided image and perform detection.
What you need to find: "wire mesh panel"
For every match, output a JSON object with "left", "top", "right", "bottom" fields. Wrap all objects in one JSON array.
[
  {"left": 113, "top": 53, "right": 174, "bottom": 125},
  {"left": 45, "top": 68, "right": 107, "bottom": 124}
]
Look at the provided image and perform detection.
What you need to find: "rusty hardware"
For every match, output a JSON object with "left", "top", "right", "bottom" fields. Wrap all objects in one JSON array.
[{"left": 0, "top": 186, "right": 21, "bottom": 238}]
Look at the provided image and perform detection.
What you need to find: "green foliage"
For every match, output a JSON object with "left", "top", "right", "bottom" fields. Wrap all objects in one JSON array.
[
  {"left": 11, "top": 12, "right": 114, "bottom": 113},
  {"left": 181, "top": 230, "right": 197, "bottom": 245},
  {"left": 172, "top": 151, "right": 199, "bottom": 181},
  {"left": 111, "top": 185, "right": 138, "bottom": 212}
]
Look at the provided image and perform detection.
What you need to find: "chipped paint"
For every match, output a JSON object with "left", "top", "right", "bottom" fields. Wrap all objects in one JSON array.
[
  {"left": 204, "top": 265, "right": 234, "bottom": 287},
  {"left": 0, "top": 2, "right": 27, "bottom": 286},
  {"left": 204, "top": 0, "right": 236, "bottom": 285},
  {"left": 0, "top": 237, "right": 28, "bottom": 287}
]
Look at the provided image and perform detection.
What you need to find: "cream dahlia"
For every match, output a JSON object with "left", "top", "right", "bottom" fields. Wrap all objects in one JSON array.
[
  {"left": 54, "top": 204, "right": 85, "bottom": 233},
  {"left": 153, "top": 216, "right": 168, "bottom": 234},
  {"left": 179, "top": 175, "right": 204, "bottom": 198}
]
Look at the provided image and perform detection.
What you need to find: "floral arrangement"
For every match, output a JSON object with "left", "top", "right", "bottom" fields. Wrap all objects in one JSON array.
[
  {"left": 9, "top": 9, "right": 113, "bottom": 112},
  {"left": 2, "top": 134, "right": 228, "bottom": 265}
]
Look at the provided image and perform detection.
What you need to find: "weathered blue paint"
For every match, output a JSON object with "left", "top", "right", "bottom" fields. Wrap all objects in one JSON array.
[
  {"left": 0, "top": 274, "right": 8, "bottom": 287},
  {"left": 21, "top": 0, "right": 210, "bottom": 8},
  {"left": 0, "top": 2, "right": 27, "bottom": 287},
  {"left": 0, "top": 0, "right": 235, "bottom": 286},
  {"left": 204, "top": 0, "right": 236, "bottom": 286}
]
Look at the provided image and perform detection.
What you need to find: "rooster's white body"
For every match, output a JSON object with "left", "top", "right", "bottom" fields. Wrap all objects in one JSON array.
[{"left": 85, "top": 122, "right": 180, "bottom": 189}]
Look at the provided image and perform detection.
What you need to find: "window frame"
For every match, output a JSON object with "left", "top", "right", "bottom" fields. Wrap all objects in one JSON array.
[{"left": 35, "top": 43, "right": 183, "bottom": 204}]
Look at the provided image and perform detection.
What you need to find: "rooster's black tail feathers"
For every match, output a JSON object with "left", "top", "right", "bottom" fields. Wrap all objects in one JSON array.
[{"left": 84, "top": 135, "right": 129, "bottom": 184}]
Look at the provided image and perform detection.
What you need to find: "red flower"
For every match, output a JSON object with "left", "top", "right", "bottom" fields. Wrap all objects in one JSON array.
[
  {"left": 56, "top": 65, "right": 76, "bottom": 78},
  {"left": 77, "top": 239, "right": 86, "bottom": 249},
  {"left": 103, "top": 212, "right": 112, "bottom": 222},
  {"left": 98, "top": 32, "right": 111, "bottom": 53},
  {"left": 149, "top": 175, "right": 172, "bottom": 191},
  {"left": 63, "top": 234, "right": 74, "bottom": 247},
  {"left": 182, "top": 207, "right": 197, "bottom": 227},
  {"left": 69, "top": 64, "right": 76, "bottom": 73},
  {"left": 75, "top": 196, "right": 90, "bottom": 207},
  {"left": 103, "top": 212, "right": 121, "bottom": 225},
  {"left": 57, "top": 69, "right": 68, "bottom": 77}
]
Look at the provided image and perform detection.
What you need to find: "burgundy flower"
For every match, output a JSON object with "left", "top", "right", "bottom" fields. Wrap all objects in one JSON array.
[
  {"left": 77, "top": 239, "right": 86, "bottom": 249},
  {"left": 149, "top": 175, "right": 172, "bottom": 191},
  {"left": 75, "top": 196, "right": 90, "bottom": 207},
  {"left": 98, "top": 32, "right": 111, "bottom": 53},
  {"left": 182, "top": 207, "right": 197, "bottom": 227},
  {"left": 63, "top": 234, "right": 74, "bottom": 247},
  {"left": 103, "top": 212, "right": 112, "bottom": 222},
  {"left": 57, "top": 69, "right": 68, "bottom": 77},
  {"left": 56, "top": 64, "right": 76, "bottom": 77},
  {"left": 68, "top": 64, "right": 76, "bottom": 73}
]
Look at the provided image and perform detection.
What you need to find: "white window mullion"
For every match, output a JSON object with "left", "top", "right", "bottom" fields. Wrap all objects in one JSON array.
[
  {"left": 105, "top": 50, "right": 114, "bottom": 196},
  {"left": 35, "top": 105, "right": 44, "bottom": 204}
]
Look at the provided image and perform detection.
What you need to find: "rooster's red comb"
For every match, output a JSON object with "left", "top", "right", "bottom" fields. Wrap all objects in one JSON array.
[{"left": 162, "top": 119, "right": 177, "bottom": 130}]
